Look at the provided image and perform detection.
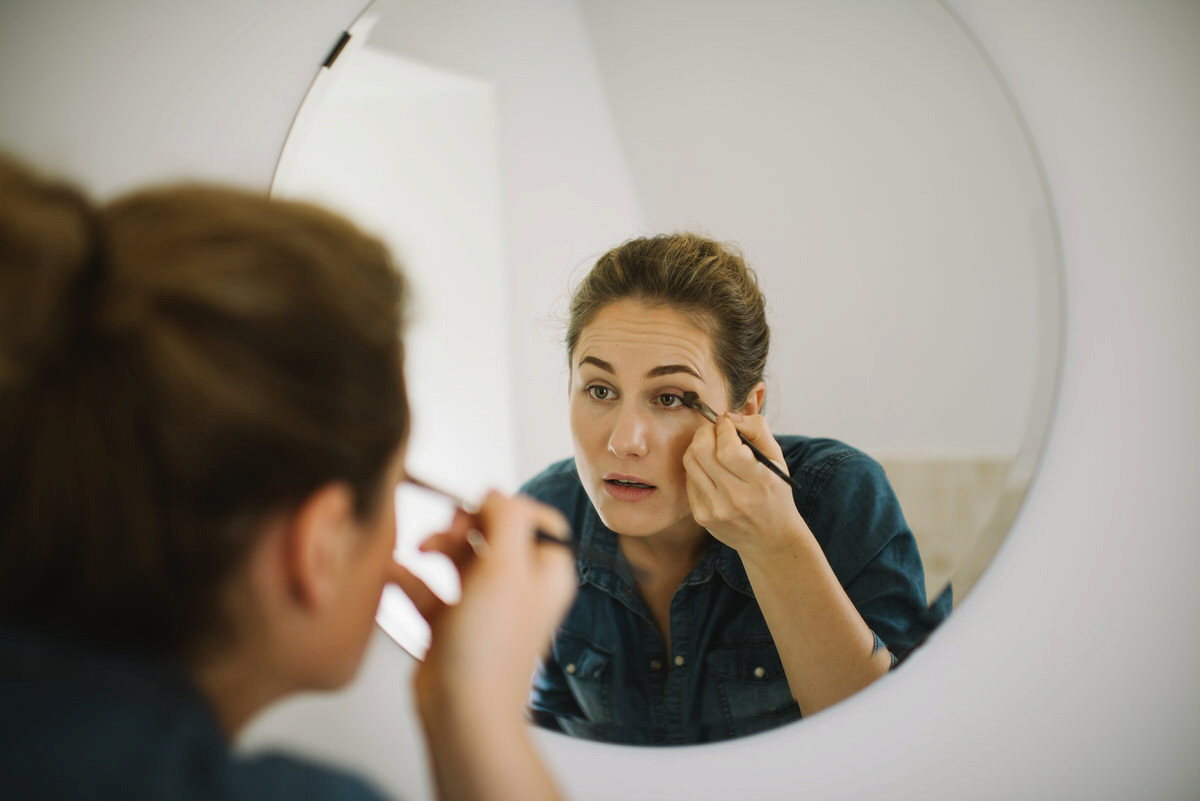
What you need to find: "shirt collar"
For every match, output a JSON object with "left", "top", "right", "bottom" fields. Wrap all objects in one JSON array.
[{"left": 575, "top": 508, "right": 755, "bottom": 599}]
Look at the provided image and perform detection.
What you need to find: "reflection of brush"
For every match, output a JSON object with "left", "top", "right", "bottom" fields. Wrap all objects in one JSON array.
[
  {"left": 403, "top": 474, "right": 647, "bottom": 580},
  {"left": 680, "top": 391, "right": 803, "bottom": 494},
  {"left": 403, "top": 475, "right": 578, "bottom": 554}
]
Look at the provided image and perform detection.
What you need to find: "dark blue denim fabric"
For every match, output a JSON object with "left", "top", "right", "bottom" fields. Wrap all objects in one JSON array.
[
  {"left": 0, "top": 624, "right": 390, "bottom": 801},
  {"left": 521, "top": 435, "right": 951, "bottom": 745}
]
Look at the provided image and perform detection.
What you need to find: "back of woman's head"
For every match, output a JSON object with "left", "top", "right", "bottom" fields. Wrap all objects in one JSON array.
[
  {"left": 566, "top": 232, "right": 770, "bottom": 407},
  {"left": 0, "top": 156, "right": 409, "bottom": 658}
]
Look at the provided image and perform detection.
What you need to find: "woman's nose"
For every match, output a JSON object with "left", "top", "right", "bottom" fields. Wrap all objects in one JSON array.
[{"left": 607, "top": 402, "right": 648, "bottom": 459}]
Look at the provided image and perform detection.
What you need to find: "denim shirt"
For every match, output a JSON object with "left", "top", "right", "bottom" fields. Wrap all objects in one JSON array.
[
  {"left": 521, "top": 435, "right": 951, "bottom": 745},
  {"left": 0, "top": 624, "right": 391, "bottom": 801}
]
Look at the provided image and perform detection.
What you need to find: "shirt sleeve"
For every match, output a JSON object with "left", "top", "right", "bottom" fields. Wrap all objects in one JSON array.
[{"left": 794, "top": 448, "right": 949, "bottom": 660}]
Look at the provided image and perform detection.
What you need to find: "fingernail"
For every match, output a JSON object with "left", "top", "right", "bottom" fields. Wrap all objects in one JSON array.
[{"left": 466, "top": 530, "right": 490, "bottom": 556}]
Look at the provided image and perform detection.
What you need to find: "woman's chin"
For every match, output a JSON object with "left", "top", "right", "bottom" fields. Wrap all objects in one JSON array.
[
  {"left": 595, "top": 502, "right": 697, "bottom": 542},
  {"left": 594, "top": 503, "right": 664, "bottom": 539}
]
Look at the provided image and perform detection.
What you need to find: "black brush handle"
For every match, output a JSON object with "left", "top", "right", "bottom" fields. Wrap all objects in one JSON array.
[
  {"left": 535, "top": 528, "right": 578, "bottom": 553},
  {"left": 737, "top": 432, "right": 804, "bottom": 495}
]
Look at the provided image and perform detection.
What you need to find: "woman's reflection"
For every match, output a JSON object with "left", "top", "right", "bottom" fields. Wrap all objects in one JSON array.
[{"left": 522, "top": 233, "right": 951, "bottom": 744}]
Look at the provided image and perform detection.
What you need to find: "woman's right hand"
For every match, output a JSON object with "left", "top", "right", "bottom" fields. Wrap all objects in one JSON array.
[
  {"left": 390, "top": 491, "right": 575, "bottom": 801},
  {"left": 390, "top": 490, "right": 576, "bottom": 729}
]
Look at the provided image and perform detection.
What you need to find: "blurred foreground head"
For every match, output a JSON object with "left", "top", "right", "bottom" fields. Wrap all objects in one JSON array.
[{"left": 0, "top": 155, "right": 409, "bottom": 660}]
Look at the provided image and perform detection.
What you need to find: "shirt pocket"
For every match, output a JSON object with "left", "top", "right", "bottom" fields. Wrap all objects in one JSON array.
[
  {"left": 553, "top": 631, "right": 615, "bottom": 725},
  {"left": 706, "top": 639, "right": 801, "bottom": 738}
]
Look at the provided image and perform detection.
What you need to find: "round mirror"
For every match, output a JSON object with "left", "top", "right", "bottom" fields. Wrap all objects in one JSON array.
[{"left": 270, "top": 0, "right": 1061, "bottom": 742}]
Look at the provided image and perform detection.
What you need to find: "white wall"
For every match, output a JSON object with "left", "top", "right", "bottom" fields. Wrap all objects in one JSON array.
[
  {"left": 363, "top": 0, "right": 644, "bottom": 480},
  {"left": 365, "top": 0, "right": 1048, "bottom": 473},
  {"left": 1, "top": 2, "right": 1197, "bottom": 800},
  {"left": 0, "top": 0, "right": 366, "bottom": 197}
]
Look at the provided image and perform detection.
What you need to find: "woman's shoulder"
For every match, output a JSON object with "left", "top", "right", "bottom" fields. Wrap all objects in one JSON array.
[
  {"left": 0, "top": 626, "right": 391, "bottom": 801},
  {"left": 776, "top": 434, "right": 882, "bottom": 478}
]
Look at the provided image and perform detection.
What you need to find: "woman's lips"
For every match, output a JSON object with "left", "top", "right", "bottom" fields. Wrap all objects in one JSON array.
[{"left": 603, "top": 474, "right": 656, "bottom": 502}]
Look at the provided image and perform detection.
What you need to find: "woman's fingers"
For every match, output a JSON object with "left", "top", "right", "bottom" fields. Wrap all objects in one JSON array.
[
  {"left": 687, "top": 415, "right": 749, "bottom": 489},
  {"left": 530, "top": 537, "right": 578, "bottom": 626},
  {"left": 405, "top": 491, "right": 576, "bottom": 637},
  {"left": 729, "top": 412, "right": 787, "bottom": 460},
  {"left": 470, "top": 492, "right": 576, "bottom": 626},
  {"left": 682, "top": 443, "right": 719, "bottom": 502},
  {"left": 686, "top": 412, "right": 799, "bottom": 540},
  {"left": 387, "top": 561, "right": 447, "bottom": 624},
  {"left": 414, "top": 491, "right": 579, "bottom": 741},
  {"left": 475, "top": 491, "right": 570, "bottom": 556},
  {"left": 713, "top": 416, "right": 757, "bottom": 474},
  {"left": 419, "top": 530, "right": 477, "bottom": 571},
  {"left": 713, "top": 413, "right": 789, "bottom": 480},
  {"left": 419, "top": 508, "right": 480, "bottom": 570}
]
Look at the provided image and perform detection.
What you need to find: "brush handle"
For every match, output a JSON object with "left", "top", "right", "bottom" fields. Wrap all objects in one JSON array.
[
  {"left": 536, "top": 528, "right": 578, "bottom": 553},
  {"left": 737, "top": 432, "right": 804, "bottom": 495}
]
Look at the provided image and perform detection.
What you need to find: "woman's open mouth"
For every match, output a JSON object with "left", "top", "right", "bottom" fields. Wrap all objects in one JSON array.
[{"left": 603, "top": 474, "right": 656, "bottom": 502}]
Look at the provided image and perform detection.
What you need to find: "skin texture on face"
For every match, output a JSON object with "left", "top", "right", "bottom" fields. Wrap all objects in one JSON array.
[{"left": 570, "top": 299, "right": 735, "bottom": 546}]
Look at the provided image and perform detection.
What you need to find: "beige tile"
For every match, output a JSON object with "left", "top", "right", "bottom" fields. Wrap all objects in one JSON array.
[{"left": 877, "top": 458, "right": 1013, "bottom": 604}]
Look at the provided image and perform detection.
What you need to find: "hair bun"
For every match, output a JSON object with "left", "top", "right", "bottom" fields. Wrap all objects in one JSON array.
[{"left": 0, "top": 155, "right": 98, "bottom": 389}]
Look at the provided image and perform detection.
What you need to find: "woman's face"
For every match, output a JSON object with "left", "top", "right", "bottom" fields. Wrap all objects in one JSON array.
[{"left": 570, "top": 299, "right": 731, "bottom": 542}]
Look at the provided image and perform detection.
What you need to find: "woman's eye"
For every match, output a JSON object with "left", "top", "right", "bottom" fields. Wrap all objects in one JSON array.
[
  {"left": 586, "top": 385, "right": 613, "bottom": 400},
  {"left": 657, "top": 393, "right": 684, "bottom": 408}
]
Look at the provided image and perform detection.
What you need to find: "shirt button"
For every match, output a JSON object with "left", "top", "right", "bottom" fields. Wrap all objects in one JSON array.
[
  {"left": 674, "top": 655, "right": 685, "bottom": 667},
  {"left": 649, "top": 659, "right": 663, "bottom": 671},
  {"left": 753, "top": 666, "right": 766, "bottom": 679},
  {"left": 565, "top": 663, "right": 577, "bottom": 675}
]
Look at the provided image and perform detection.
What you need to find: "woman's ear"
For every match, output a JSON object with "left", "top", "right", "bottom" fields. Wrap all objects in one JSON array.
[
  {"left": 739, "top": 381, "right": 766, "bottom": 416},
  {"left": 280, "top": 483, "right": 357, "bottom": 612}
]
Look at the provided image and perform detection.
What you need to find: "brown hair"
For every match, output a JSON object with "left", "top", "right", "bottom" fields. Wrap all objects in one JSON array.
[
  {"left": 0, "top": 156, "right": 409, "bottom": 657},
  {"left": 566, "top": 232, "right": 769, "bottom": 406}
]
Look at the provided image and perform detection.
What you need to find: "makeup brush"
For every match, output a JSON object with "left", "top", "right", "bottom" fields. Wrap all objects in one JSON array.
[
  {"left": 680, "top": 391, "right": 803, "bottom": 495},
  {"left": 402, "top": 474, "right": 648, "bottom": 580},
  {"left": 402, "top": 475, "right": 578, "bottom": 554}
]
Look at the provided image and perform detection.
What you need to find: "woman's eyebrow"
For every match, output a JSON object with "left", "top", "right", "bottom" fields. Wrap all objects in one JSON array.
[
  {"left": 577, "top": 356, "right": 701, "bottom": 380},
  {"left": 646, "top": 364, "right": 702, "bottom": 380},
  {"left": 578, "top": 355, "right": 614, "bottom": 372}
]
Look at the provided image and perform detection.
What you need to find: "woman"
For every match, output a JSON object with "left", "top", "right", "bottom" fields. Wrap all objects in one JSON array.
[
  {"left": 0, "top": 156, "right": 575, "bottom": 801},
  {"left": 523, "top": 233, "right": 950, "bottom": 745}
]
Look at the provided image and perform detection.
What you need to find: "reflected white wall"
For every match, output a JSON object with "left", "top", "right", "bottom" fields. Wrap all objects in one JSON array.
[
  {"left": 366, "top": 0, "right": 1045, "bottom": 479},
  {"left": 579, "top": 0, "right": 1045, "bottom": 459},
  {"left": 365, "top": 0, "right": 644, "bottom": 479}
]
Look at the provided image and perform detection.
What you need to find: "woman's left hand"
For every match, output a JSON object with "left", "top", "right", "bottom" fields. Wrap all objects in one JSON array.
[{"left": 682, "top": 412, "right": 810, "bottom": 558}]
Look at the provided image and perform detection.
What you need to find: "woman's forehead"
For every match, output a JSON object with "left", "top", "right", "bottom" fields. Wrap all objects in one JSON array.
[{"left": 575, "top": 300, "right": 717, "bottom": 373}]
